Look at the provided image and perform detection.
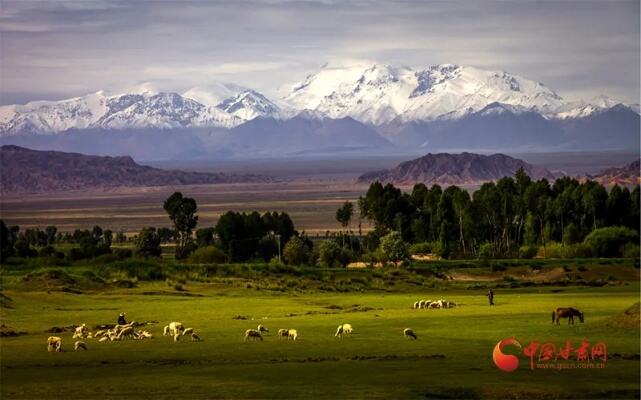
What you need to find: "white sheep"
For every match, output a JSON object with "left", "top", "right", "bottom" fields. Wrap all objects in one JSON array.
[
  {"left": 173, "top": 333, "right": 181, "bottom": 342},
  {"left": 98, "top": 336, "right": 109, "bottom": 342},
  {"left": 74, "top": 341, "right": 88, "bottom": 351},
  {"left": 418, "top": 300, "right": 426, "bottom": 309},
  {"left": 287, "top": 329, "right": 298, "bottom": 341},
  {"left": 117, "top": 326, "right": 134, "bottom": 340},
  {"left": 335, "top": 323, "right": 352, "bottom": 338},
  {"left": 277, "top": 328, "right": 289, "bottom": 340},
  {"left": 244, "top": 329, "right": 263, "bottom": 342},
  {"left": 164, "top": 322, "right": 184, "bottom": 337},
  {"left": 413, "top": 301, "right": 420, "bottom": 309},
  {"left": 137, "top": 331, "right": 153, "bottom": 339},
  {"left": 47, "top": 336, "right": 62, "bottom": 352},
  {"left": 257, "top": 325, "right": 269, "bottom": 334},
  {"left": 403, "top": 328, "right": 417, "bottom": 340},
  {"left": 73, "top": 323, "right": 89, "bottom": 339}
]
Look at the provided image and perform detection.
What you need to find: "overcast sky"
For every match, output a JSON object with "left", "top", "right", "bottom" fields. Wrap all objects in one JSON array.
[{"left": 1, "top": 0, "right": 639, "bottom": 105}]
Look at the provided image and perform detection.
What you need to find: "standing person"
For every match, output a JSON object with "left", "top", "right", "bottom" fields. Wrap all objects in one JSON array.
[
  {"left": 487, "top": 289, "right": 494, "bottom": 306},
  {"left": 118, "top": 312, "right": 127, "bottom": 325}
]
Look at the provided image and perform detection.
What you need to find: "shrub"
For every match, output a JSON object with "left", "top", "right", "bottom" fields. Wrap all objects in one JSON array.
[
  {"left": 584, "top": 226, "right": 639, "bottom": 257},
  {"left": 135, "top": 227, "right": 162, "bottom": 258},
  {"left": 478, "top": 243, "right": 494, "bottom": 260},
  {"left": 623, "top": 243, "right": 640, "bottom": 259},
  {"left": 317, "top": 241, "right": 350, "bottom": 268},
  {"left": 14, "top": 239, "right": 37, "bottom": 258},
  {"left": 537, "top": 242, "right": 564, "bottom": 259},
  {"left": 112, "top": 260, "right": 165, "bottom": 281},
  {"left": 188, "top": 246, "right": 226, "bottom": 263},
  {"left": 518, "top": 245, "right": 538, "bottom": 259},
  {"left": 409, "top": 242, "right": 433, "bottom": 255},
  {"left": 378, "top": 231, "right": 409, "bottom": 263},
  {"left": 283, "top": 236, "right": 310, "bottom": 266},
  {"left": 573, "top": 243, "right": 594, "bottom": 258},
  {"left": 113, "top": 248, "right": 133, "bottom": 260}
]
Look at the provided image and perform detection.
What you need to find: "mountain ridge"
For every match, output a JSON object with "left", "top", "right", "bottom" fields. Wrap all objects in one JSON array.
[
  {"left": 357, "top": 152, "right": 557, "bottom": 185},
  {"left": 2, "top": 63, "right": 637, "bottom": 136},
  {"left": 0, "top": 145, "right": 270, "bottom": 194}
]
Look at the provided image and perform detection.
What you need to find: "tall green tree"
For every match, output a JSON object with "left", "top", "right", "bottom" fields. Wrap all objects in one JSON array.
[{"left": 163, "top": 192, "right": 198, "bottom": 259}]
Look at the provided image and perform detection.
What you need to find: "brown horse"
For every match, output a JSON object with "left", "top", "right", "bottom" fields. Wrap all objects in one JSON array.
[{"left": 552, "top": 307, "right": 584, "bottom": 325}]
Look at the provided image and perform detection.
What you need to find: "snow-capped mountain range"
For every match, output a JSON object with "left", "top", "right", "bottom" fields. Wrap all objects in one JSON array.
[{"left": 1, "top": 63, "right": 636, "bottom": 136}]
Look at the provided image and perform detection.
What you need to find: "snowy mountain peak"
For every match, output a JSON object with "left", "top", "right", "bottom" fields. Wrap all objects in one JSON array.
[
  {"left": 0, "top": 91, "right": 243, "bottom": 135},
  {"left": 282, "top": 63, "right": 568, "bottom": 124},
  {"left": 216, "top": 90, "right": 280, "bottom": 120}
]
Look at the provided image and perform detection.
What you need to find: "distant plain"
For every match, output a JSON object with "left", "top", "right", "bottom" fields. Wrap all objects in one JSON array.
[{"left": 1, "top": 151, "right": 637, "bottom": 234}]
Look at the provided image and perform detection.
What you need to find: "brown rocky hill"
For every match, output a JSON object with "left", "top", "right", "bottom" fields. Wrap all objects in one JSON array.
[
  {"left": 0, "top": 145, "right": 269, "bottom": 194},
  {"left": 585, "top": 160, "right": 640, "bottom": 186},
  {"left": 357, "top": 152, "right": 556, "bottom": 185}
]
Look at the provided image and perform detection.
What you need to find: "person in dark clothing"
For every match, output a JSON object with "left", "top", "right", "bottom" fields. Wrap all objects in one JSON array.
[
  {"left": 487, "top": 289, "right": 494, "bottom": 305},
  {"left": 118, "top": 312, "right": 127, "bottom": 325}
]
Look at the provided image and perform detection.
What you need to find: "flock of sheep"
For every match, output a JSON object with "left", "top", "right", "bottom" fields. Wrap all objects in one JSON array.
[
  {"left": 46, "top": 298, "right": 455, "bottom": 351},
  {"left": 413, "top": 299, "right": 457, "bottom": 309},
  {"left": 46, "top": 320, "right": 195, "bottom": 352}
]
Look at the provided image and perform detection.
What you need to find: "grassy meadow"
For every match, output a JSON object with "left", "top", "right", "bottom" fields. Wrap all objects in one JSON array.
[{"left": 1, "top": 260, "right": 639, "bottom": 399}]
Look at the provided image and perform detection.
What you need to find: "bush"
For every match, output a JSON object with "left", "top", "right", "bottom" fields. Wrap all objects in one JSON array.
[
  {"left": 317, "top": 241, "right": 351, "bottom": 268},
  {"left": 518, "top": 245, "right": 538, "bottom": 259},
  {"left": 478, "top": 243, "right": 494, "bottom": 260},
  {"left": 135, "top": 227, "right": 162, "bottom": 258},
  {"left": 584, "top": 226, "right": 639, "bottom": 258},
  {"left": 112, "top": 260, "right": 165, "bottom": 281},
  {"left": 188, "top": 246, "right": 226, "bottom": 263},
  {"left": 537, "top": 242, "right": 564, "bottom": 259},
  {"left": 113, "top": 248, "right": 133, "bottom": 260},
  {"left": 409, "top": 242, "right": 433, "bottom": 255},
  {"left": 378, "top": 231, "right": 409, "bottom": 263},
  {"left": 283, "top": 237, "right": 310, "bottom": 266},
  {"left": 409, "top": 241, "right": 445, "bottom": 257}
]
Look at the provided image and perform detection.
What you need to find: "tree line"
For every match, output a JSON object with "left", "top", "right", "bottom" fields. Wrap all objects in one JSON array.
[{"left": 354, "top": 168, "right": 639, "bottom": 259}]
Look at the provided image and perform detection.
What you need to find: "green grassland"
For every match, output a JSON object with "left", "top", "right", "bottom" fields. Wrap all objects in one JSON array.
[{"left": 1, "top": 261, "right": 639, "bottom": 399}]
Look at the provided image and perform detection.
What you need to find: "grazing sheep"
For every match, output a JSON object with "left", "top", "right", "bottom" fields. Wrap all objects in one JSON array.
[
  {"left": 335, "top": 323, "right": 352, "bottom": 338},
  {"left": 74, "top": 341, "right": 88, "bottom": 351},
  {"left": 418, "top": 300, "right": 426, "bottom": 309},
  {"left": 287, "top": 329, "right": 298, "bottom": 341},
  {"left": 403, "top": 328, "right": 417, "bottom": 340},
  {"left": 191, "top": 333, "right": 202, "bottom": 341},
  {"left": 165, "top": 322, "right": 184, "bottom": 336},
  {"left": 244, "top": 329, "right": 263, "bottom": 342},
  {"left": 117, "top": 326, "right": 135, "bottom": 340},
  {"left": 94, "top": 329, "right": 106, "bottom": 338},
  {"left": 47, "top": 336, "right": 62, "bottom": 352},
  {"left": 257, "top": 325, "right": 269, "bottom": 334},
  {"left": 73, "top": 324, "right": 89, "bottom": 339},
  {"left": 277, "top": 329, "right": 289, "bottom": 340},
  {"left": 98, "top": 336, "right": 109, "bottom": 342},
  {"left": 413, "top": 301, "right": 419, "bottom": 309},
  {"left": 182, "top": 328, "right": 194, "bottom": 336},
  {"left": 137, "top": 331, "right": 153, "bottom": 339}
]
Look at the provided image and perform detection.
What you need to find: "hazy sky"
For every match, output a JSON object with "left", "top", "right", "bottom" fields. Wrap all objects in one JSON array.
[{"left": 1, "top": 0, "right": 639, "bottom": 105}]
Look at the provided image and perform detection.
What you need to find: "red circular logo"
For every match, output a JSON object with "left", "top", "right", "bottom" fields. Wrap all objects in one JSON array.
[{"left": 493, "top": 338, "right": 521, "bottom": 372}]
